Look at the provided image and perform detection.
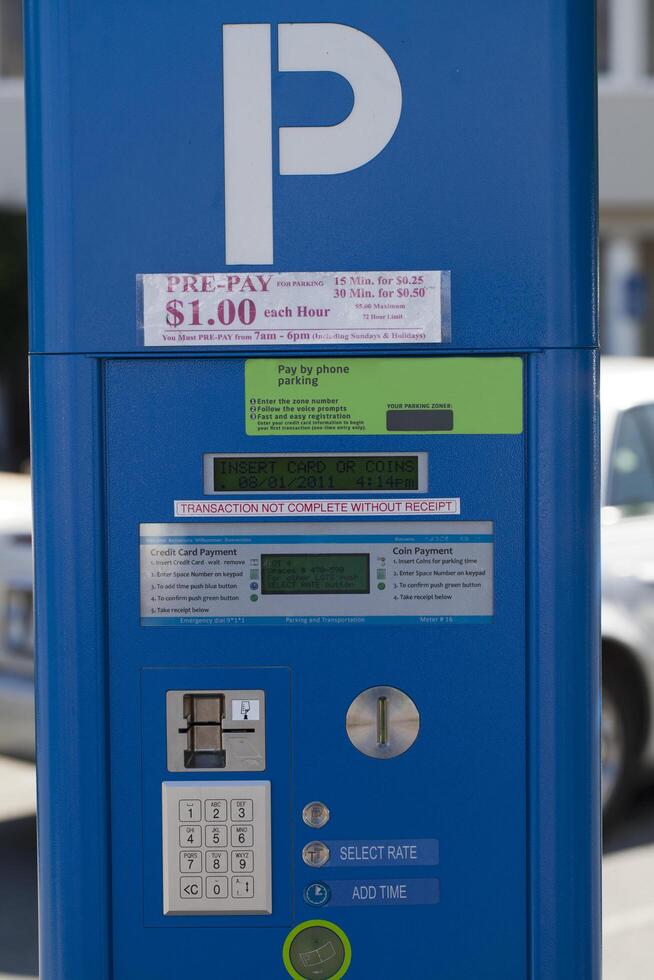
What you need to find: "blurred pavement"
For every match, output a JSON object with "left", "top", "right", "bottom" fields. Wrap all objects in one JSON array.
[
  {"left": 0, "top": 756, "right": 37, "bottom": 980},
  {"left": 0, "top": 754, "right": 652, "bottom": 979},
  {"left": 603, "top": 787, "right": 654, "bottom": 979}
]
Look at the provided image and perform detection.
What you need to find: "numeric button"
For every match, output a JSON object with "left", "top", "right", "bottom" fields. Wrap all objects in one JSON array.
[
  {"left": 205, "top": 825, "right": 228, "bottom": 848},
  {"left": 179, "top": 851, "right": 202, "bottom": 873},
  {"left": 206, "top": 876, "right": 229, "bottom": 899},
  {"left": 231, "top": 825, "right": 254, "bottom": 847},
  {"left": 231, "top": 799, "right": 253, "bottom": 822},
  {"left": 204, "top": 799, "right": 227, "bottom": 822},
  {"left": 178, "top": 800, "right": 201, "bottom": 822},
  {"left": 179, "top": 825, "right": 201, "bottom": 847},
  {"left": 232, "top": 850, "right": 254, "bottom": 873},
  {"left": 205, "top": 850, "right": 228, "bottom": 873}
]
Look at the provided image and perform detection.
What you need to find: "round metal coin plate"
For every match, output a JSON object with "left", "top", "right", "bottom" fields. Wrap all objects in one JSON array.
[{"left": 346, "top": 685, "right": 420, "bottom": 759}]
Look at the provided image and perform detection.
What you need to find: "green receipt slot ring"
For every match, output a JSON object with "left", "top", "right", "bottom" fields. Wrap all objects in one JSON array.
[{"left": 283, "top": 921, "right": 352, "bottom": 980}]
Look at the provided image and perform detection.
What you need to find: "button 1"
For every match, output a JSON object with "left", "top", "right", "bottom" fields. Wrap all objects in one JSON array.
[
  {"left": 179, "top": 825, "right": 201, "bottom": 847},
  {"left": 204, "top": 799, "right": 227, "bottom": 822},
  {"left": 179, "top": 876, "right": 202, "bottom": 900},
  {"left": 231, "top": 799, "right": 254, "bottom": 822},
  {"left": 206, "top": 876, "right": 229, "bottom": 899},
  {"left": 205, "top": 850, "right": 228, "bottom": 873},
  {"left": 302, "top": 841, "right": 330, "bottom": 868},
  {"left": 232, "top": 876, "right": 255, "bottom": 899},
  {"left": 231, "top": 824, "right": 254, "bottom": 847},
  {"left": 232, "top": 850, "right": 254, "bottom": 873},
  {"left": 178, "top": 800, "right": 201, "bottom": 822},
  {"left": 205, "top": 824, "right": 228, "bottom": 848},
  {"left": 179, "top": 850, "right": 202, "bottom": 874}
]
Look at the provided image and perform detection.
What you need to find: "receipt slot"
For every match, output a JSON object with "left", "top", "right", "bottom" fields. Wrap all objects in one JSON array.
[{"left": 26, "top": 2, "right": 599, "bottom": 978}]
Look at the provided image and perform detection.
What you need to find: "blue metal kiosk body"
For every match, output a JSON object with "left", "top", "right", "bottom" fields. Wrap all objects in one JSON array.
[{"left": 25, "top": 2, "right": 599, "bottom": 978}]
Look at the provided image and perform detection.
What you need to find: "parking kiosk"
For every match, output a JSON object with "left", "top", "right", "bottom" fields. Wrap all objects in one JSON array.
[{"left": 25, "top": 2, "right": 599, "bottom": 978}]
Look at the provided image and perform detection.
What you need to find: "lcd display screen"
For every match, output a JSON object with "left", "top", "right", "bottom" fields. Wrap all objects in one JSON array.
[
  {"left": 260, "top": 553, "right": 370, "bottom": 595},
  {"left": 209, "top": 455, "right": 422, "bottom": 493}
]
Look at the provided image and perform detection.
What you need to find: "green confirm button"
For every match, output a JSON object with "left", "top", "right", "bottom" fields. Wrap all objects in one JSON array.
[{"left": 283, "top": 920, "right": 352, "bottom": 980}]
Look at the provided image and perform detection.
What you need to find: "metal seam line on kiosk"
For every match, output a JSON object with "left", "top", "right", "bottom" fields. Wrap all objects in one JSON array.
[{"left": 25, "top": 2, "right": 599, "bottom": 978}]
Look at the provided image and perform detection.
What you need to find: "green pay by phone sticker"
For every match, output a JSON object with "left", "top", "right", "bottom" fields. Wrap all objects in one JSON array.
[{"left": 245, "top": 357, "right": 523, "bottom": 436}]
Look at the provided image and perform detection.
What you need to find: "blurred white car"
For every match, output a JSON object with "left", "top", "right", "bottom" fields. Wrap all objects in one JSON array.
[
  {"left": 601, "top": 358, "right": 654, "bottom": 821},
  {"left": 0, "top": 471, "right": 34, "bottom": 759}
]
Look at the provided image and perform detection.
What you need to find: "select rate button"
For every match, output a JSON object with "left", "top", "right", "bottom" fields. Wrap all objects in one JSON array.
[{"left": 326, "top": 838, "right": 439, "bottom": 868}]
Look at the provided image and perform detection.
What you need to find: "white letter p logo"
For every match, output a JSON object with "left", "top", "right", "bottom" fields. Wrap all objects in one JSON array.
[{"left": 223, "top": 23, "right": 403, "bottom": 265}]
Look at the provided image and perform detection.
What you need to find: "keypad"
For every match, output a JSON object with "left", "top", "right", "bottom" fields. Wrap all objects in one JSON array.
[{"left": 163, "top": 781, "right": 271, "bottom": 915}]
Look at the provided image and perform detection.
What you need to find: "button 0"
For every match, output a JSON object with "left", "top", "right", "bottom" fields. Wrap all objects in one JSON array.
[
  {"left": 231, "top": 825, "right": 254, "bottom": 847},
  {"left": 179, "top": 876, "right": 202, "bottom": 900},
  {"left": 205, "top": 850, "right": 228, "bottom": 873},
  {"left": 179, "top": 825, "right": 202, "bottom": 847},
  {"left": 178, "top": 800, "right": 201, "bottom": 822},
  {"left": 206, "top": 876, "right": 229, "bottom": 900},
  {"left": 302, "top": 841, "right": 330, "bottom": 868},
  {"left": 204, "top": 799, "right": 227, "bottom": 822},
  {"left": 179, "top": 850, "right": 202, "bottom": 874},
  {"left": 231, "top": 799, "right": 254, "bottom": 822}
]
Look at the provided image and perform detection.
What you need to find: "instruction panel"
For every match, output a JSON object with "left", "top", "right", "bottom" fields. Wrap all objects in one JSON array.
[
  {"left": 245, "top": 357, "right": 523, "bottom": 436},
  {"left": 140, "top": 271, "right": 449, "bottom": 347},
  {"left": 140, "top": 521, "right": 493, "bottom": 626}
]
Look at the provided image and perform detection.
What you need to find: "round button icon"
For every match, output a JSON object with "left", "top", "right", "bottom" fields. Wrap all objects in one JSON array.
[
  {"left": 303, "top": 882, "right": 331, "bottom": 908},
  {"left": 283, "top": 921, "right": 351, "bottom": 980},
  {"left": 302, "top": 841, "right": 330, "bottom": 868},
  {"left": 302, "top": 801, "right": 330, "bottom": 829}
]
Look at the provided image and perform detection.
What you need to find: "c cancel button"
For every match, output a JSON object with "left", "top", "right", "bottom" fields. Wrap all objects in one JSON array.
[{"left": 283, "top": 921, "right": 352, "bottom": 980}]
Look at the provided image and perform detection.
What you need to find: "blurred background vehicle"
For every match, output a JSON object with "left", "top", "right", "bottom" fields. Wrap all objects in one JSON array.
[
  {"left": 601, "top": 358, "right": 654, "bottom": 824},
  {"left": 0, "top": 469, "right": 32, "bottom": 761}
]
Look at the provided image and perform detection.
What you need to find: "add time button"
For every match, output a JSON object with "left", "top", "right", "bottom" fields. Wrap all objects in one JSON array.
[{"left": 304, "top": 882, "right": 331, "bottom": 909}]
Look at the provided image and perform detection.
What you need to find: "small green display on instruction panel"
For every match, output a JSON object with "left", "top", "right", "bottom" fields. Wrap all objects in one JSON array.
[{"left": 245, "top": 358, "right": 522, "bottom": 436}]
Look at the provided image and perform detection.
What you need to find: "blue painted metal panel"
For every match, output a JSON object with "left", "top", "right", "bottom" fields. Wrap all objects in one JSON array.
[
  {"left": 103, "top": 357, "right": 527, "bottom": 977},
  {"left": 25, "top": 1, "right": 599, "bottom": 978},
  {"left": 29, "top": 356, "right": 112, "bottom": 979},
  {"left": 25, "top": 0, "right": 596, "bottom": 355},
  {"left": 527, "top": 349, "right": 601, "bottom": 979}
]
